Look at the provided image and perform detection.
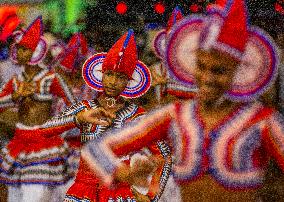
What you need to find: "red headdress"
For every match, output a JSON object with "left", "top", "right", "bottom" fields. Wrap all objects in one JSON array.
[
  {"left": 59, "top": 33, "right": 89, "bottom": 73},
  {"left": 200, "top": 0, "right": 248, "bottom": 59},
  {"left": 67, "top": 32, "right": 88, "bottom": 56},
  {"left": 167, "top": 6, "right": 183, "bottom": 32},
  {"left": 102, "top": 30, "right": 137, "bottom": 79},
  {"left": 10, "top": 16, "right": 47, "bottom": 66},
  {"left": 153, "top": 6, "right": 184, "bottom": 58},
  {"left": 153, "top": 6, "right": 197, "bottom": 99},
  {"left": 82, "top": 29, "right": 152, "bottom": 98},
  {"left": 59, "top": 45, "right": 79, "bottom": 73},
  {"left": 165, "top": 0, "right": 279, "bottom": 101},
  {"left": 18, "top": 16, "right": 43, "bottom": 51}
]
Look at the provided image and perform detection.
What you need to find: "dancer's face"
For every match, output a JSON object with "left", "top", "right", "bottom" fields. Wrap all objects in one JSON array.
[
  {"left": 102, "top": 70, "right": 129, "bottom": 97},
  {"left": 16, "top": 45, "right": 33, "bottom": 65},
  {"left": 194, "top": 49, "right": 238, "bottom": 103}
]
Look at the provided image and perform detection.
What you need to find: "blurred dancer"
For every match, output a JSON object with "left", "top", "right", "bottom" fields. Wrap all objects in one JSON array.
[
  {"left": 0, "top": 17, "right": 75, "bottom": 202},
  {"left": 81, "top": 0, "right": 284, "bottom": 201},
  {"left": 151, "top": 7, "right": 197, "bottom": 103}
]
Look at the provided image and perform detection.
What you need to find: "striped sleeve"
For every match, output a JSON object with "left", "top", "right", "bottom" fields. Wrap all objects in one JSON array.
[
  {"left": 147, "top": 140, "right": 172, "bottom": 201},
  {"left": 81, "top": 104, "right": 175, "bottom": 187},
  {"left": 263, "top": 110, "right": 284, "bottom": 171},
  {"left": 49, "top": 73, "right": 75, "bottom": 106},
  {"left": 0, "top": 78, "right": 16, "bottom": 110},
  {"left": 40, "top": 101, "right": 88, "bottom": 137}
]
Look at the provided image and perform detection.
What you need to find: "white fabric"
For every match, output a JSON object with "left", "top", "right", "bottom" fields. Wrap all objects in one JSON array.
[
  {"left": 159, "top": 175, "right": 182, "bottom": 202},
  {"left": 49, "top": 180, "right": 74, "bottom": 202},
  {"left": 22, "top": 185, "right": 51, "bottom": 202},
  {"left": 8, "top": 186, "right": 22, "bottom": 202},
  {"left": 7, "top": 181, "right": 74, "bottom": 202}
]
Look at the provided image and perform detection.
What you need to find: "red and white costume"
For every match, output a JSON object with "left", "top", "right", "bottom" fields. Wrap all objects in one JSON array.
[
  {"left": 152, "top": 7, "right": 197, "bottom": 100},
  {"left": 82, "top": 100, "right": 284, "bottom": 190},
  {"left": 81, "top": 0, "right": 283, "bottom": 199},
  {"left": 0, "top": 68, "right": 74, "bottom": 185},
  {"left": 0, "top": 16, "right": 75, "bottom": 202},
  {"left": 40, "top": 30, "right": 172, "bottom": 202}
]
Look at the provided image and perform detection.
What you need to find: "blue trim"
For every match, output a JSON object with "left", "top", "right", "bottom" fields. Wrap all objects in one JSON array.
[
  {"left": 0, "top": 176, "right": 73, "bottom": 186},
  {"left": 123, "top": 29, "right": 134, "bottom": 49},
  {"left": 11, "top": 151, "right": 73, "bottom": 168},
  {"left": 173, "top": 6, "right": 183, "bottom": 24}
]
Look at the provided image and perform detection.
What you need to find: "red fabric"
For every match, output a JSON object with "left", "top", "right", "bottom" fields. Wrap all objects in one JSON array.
[
  {"left": 65, "top": 136, "right": 81, "bottom": 148},
  {"left": 67, "top": 33, "right": 88, "bottom": 56},
  {"left": 67, "top": 158, "right": 134, "bottom": 201},
  {"left": 111, "top": 114, "right": 171, "bottom": 157},
  {"left": 102, "top": 30, "right": 137, "bottom": 79},
  {"left": 49, "top": 73, "right": 73, "bottom": 106},
  {"left": 18, "top": 16, "right": 42, "bottom": 51},
  {"left": 0, "top": 78, "right": 15, "bottom": 100},
  {"left": 217, "top": 0, "right": 248, "bottom": 53},
  {"left": 7, "top": 127, "right": 65, "bottom": 159},
  {"left": 59, "top": 45, "right": 79, "bottom": 72}
]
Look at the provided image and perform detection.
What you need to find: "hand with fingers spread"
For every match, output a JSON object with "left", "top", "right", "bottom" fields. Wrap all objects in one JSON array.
[
  {"left": 12, "top": 82, "right": 35, "bottom": 101},
  {"left": 115, "top": 155, "right": 164, "bottom": 186},
  {"left": 75, "top": 107, "right": 116, "bottom": 126}
]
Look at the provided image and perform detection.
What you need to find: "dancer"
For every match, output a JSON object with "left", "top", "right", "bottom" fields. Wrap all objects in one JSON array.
[
  {"left": 151, "top": 6, "right": 197, "bottom": 102},
  {"left": 42, "top": 30, "right": 172, "bottom": 202},
  {"left": 0, "top": 16, "right": 75, "bottom": 202},
  {"left": 81, "top": 0, "right": 284, "bottom": 201}
]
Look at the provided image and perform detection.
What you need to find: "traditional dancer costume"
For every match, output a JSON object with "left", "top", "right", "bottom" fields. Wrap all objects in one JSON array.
[
  {"left": 81, "top": 0, "right": 284, "bottom": 201},
  {"left": 41, "top": 30, "right": 172, "bottom": 202},
  {"left": 0, "top": 17, "right": 75, "bottom": 202},
  {"left": 51, "top": 33, "right": 97, "bottom": 175},
  {"left": 152, "top": 7, "right": 197, "bottom": 100}
]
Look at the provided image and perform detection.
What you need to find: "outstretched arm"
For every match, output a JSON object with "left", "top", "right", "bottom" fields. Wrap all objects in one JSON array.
[
  {"left": 81, "top": 104, "right": 175, "bottom": 187},
  {"left": 41, "top": 100, "right": 115, "bottom": 138},
  {"left": 39, "top": 101, "right": 88, "bottom": 137}
]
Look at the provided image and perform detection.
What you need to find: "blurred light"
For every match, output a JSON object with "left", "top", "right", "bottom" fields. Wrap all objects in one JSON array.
[
  {"left": 190, "top": 4, "right": 200, "bottom": 13},
  {"left": 154, "top": 2, "right": 165, "bottom": 14},
  {"left": 275, "top": 2, "right": 284, "bottom": 15},
  {"left": 116, "top": 1, "right": 128, "bottom": 15}
]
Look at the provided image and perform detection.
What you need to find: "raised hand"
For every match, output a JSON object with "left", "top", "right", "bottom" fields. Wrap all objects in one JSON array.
[
  {"left": 114, "top": 155, "right": 164, "bottom": 186},
  {"left": 75, "top": 107, "right": 116, "bottom": 126}
]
